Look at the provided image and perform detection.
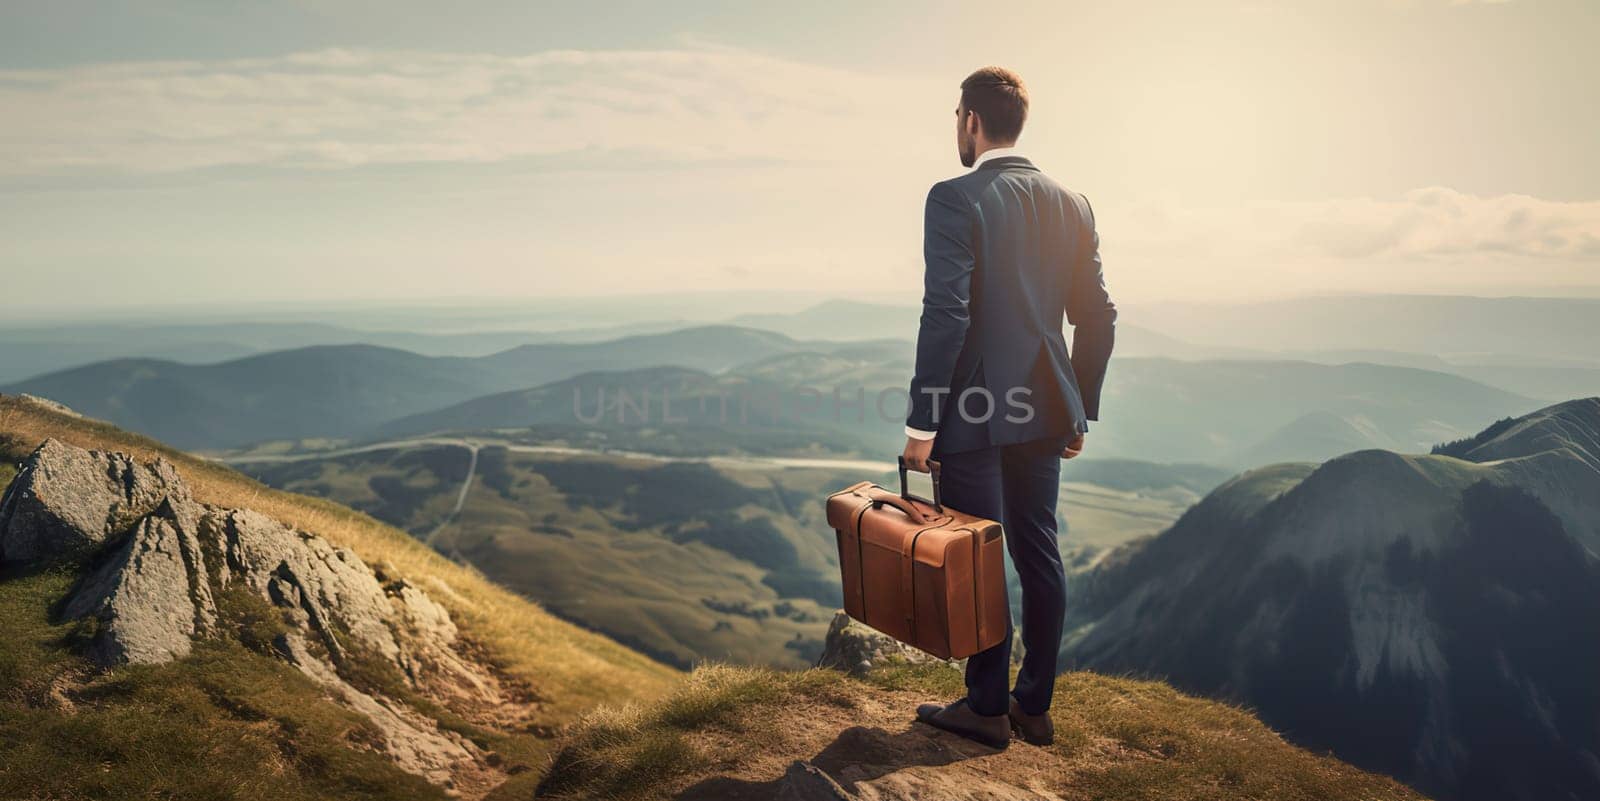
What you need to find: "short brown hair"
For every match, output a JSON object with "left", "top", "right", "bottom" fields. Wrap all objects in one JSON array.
[{"left": 959, "top": 67, "right": 1029, "bottom": 143}]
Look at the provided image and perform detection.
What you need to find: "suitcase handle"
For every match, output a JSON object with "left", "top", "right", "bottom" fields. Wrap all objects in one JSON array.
[
  {"left": 867, "top": 488, "right": 930, "bottom": 524},
  {"left": 896, "top": 456, "right": 944, "bottom": 513}
]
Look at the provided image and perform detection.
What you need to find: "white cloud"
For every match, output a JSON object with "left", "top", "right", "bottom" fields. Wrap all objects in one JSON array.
[
  {"left": 0, "top": 47, "right": 927, "bottom": 177},
  {"left": 1293, "top": 188, "right": 1600, "bottom": 261},
  {"left": 1114, "top": 188, "right": 1600, "bottom": 264},
  {"left": 1100, "top": 188, "right": 1600, "bottom": 301}
]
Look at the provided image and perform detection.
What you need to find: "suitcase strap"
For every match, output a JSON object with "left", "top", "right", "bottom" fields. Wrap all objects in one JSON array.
[
  {"left": 845, "top": 485, "right": 947, "bottom": 640},
  {"left": 848, "top": 496, "right": 875, "bottom": 621},
  {"left": 970, "top": 527, "right": 988, "bottom": 648},
  {"left": 900, "top": 525, "right": 939, "bottom": 636}
]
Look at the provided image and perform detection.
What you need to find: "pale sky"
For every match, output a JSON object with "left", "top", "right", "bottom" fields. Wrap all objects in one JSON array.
[{"left": 2, "top": 0, "right": 1596, "bottom": 314}]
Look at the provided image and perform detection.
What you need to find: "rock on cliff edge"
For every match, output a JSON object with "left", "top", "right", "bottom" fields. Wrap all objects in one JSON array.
[
  {"left": 0, "top": 438, "right": 517, "bottom": 790},
  {"left": 814, "top": 610, "right": 956, "bottom": 676}
]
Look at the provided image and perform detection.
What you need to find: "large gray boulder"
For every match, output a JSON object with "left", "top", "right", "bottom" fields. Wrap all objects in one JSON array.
[
  {"left": 214, "top": 507, "right": 413, "bottom": 666},
  {"left": 61, "top": 496, "right": 217, "bottom": 665},
  {"left": 0, "top": 438, "right": 189, "bottom": 563}
]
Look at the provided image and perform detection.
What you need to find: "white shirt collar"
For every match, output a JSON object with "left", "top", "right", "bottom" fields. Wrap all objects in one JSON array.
[{"left": 973, "top": 146, "right": 1024, "bottom": 169}]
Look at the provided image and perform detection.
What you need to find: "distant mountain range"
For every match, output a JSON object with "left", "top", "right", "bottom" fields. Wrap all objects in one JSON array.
[
  {"left": 1096, "top": 358, "right": 1539, "bottom": 465},
  {"left": 1, "top": 327, "right": 832, "bottom": 449},
  {"left": 1064, "top": 397, "right": 1600, "bottom": 801},
  {"left": 12, "top": 294, "right": 1600, "bottom": 398},
  {"left": 7, "top": 321, "right": 1543, "bottom": 468}
]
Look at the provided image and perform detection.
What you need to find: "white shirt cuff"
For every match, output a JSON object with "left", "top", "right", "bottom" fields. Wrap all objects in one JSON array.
[{"left": 904, "top": 426, "right": 937, "bottom": 441}]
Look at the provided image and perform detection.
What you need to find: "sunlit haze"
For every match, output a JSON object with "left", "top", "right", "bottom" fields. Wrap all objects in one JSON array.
[{"left": 3, "top": 0, "right": 1596, "bottom": 315}]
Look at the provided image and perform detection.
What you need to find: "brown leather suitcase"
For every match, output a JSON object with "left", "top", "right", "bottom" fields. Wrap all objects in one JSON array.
[{"left": 825, "top": 458, "right": 1008, "bottom": 660}]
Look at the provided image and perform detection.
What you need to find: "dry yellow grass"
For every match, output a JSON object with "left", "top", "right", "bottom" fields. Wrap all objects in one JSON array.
[{"left": 0, "top": 395, "right": 680, "bottom": 728}]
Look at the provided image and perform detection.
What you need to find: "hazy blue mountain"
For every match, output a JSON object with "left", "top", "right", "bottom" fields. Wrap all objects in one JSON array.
[
  {"left": 3, "top": 345, "right": 494, "bottom": 450},
  {"left": 7, "top": 312, "right": 1546, "bottom": 463},
  {"left": 725, "top": 299, "right": 920, "bottom": 342},
  {"left": 0, "top": 337, "right": 260, "bottom": 384},
  {"left": 726, "top": 296, "right": 1600, "bottom": 404},
  {"left": 1095, "top": 358, "right": 1538, "bottom": 466},
  {"left": 730, "top": 348, "right": 1536, "bottom": 466},
  {"left": 1228, "top": 410, "right": 1403, "bottom": 466},
  {"left": 1065, "top": 398, "right": 1600, "bottom": 801},
  {"left": 373, "top": 366, "right": 878, "bottom": 456},
  {"left": 0, "top": 319, "right": 698, "bottom": 383},
  {"left": 478, "top": 325, "right": 813, "bottom": 376},
  {"left": 726, "top": 299, "right": 1240, "bottom": 361},
  {"left": 1446, "top": 363, "right": 1600, "bottom": 403},
  {"left": 388, "top": 346, "right": 1539, "bottom": 468},
  {"left": 2, "top": 326, "right": 823, "bottom": 449}
]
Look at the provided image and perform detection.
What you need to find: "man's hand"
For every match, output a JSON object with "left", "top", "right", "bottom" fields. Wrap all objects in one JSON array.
[
  {"left": 1061, "top": 432, "right": 1086, "bottom": 460},
  {"left": 903, "top": 436, "right": 935, "bottom": 473}
]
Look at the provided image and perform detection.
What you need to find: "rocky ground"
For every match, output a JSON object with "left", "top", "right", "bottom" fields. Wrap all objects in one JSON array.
[{"left": 535, "top": 660, "right": 1429, "bottom": 801}]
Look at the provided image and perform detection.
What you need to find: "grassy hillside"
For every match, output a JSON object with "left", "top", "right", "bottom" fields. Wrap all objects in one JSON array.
[
  {"left": 0, "top": 394, "right": 679, "bottom": 797},
  {"left": 537, "top": 663, "right": 1427, "bottom": 801}
]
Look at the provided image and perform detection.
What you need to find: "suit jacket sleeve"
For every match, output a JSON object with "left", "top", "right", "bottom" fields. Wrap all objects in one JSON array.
[
  {"left": 1066, "top": 196, "right": 1117, "bottom": 422},
  {"left": 906, "top": 181, "right": 975, "bottom": 433}
]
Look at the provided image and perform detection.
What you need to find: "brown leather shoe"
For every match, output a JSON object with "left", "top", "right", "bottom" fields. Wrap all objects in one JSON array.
[
  {"left": 915, "top": 699, "right": 1010, "bottom": 750},
  {"left": 1007, "top": 696, "right": 1054, "bottom": 746}
]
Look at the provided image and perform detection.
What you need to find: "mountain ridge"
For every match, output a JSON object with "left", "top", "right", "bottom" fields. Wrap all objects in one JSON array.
[{"left": 1065, "top": 397, "right": 1600, "bottom": 801}]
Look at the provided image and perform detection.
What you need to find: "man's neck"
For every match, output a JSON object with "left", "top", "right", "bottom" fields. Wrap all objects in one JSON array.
[{"left": 972, "top": 144, "right": 1021, "bottom": 168}]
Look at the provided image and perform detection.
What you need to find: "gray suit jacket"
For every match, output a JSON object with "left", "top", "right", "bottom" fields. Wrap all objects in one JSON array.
[{"left": 906, "top": 155, "right": 1117, "bottom": 455}]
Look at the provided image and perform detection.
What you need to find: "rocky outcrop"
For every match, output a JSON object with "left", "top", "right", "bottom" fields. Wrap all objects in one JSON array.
[
  {"left": 60, "top": 497, "right": 216, "bottom": 665},
  {"left": 0, "top": 438, "right": 516, "bottom": 790},
  {"left": 0, "top": 438, "right": 189, "bottom": 563},
  {"left": 814, "top": 610, "right": 955, "bottom": 675}
]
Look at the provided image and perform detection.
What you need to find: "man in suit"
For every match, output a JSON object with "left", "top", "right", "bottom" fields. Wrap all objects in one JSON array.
[{"left": 903, "top": 66, "right": 1116, "bottom": 749}]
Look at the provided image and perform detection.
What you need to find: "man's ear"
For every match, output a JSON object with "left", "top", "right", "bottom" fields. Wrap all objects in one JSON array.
[{"left": 964, "top": 109, "right": 982, "bottom": 141}]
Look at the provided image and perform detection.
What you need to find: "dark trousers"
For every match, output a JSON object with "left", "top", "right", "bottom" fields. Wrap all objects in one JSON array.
[{"left": 937, "top": 435, "right": 1069, "bottom": 717}]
